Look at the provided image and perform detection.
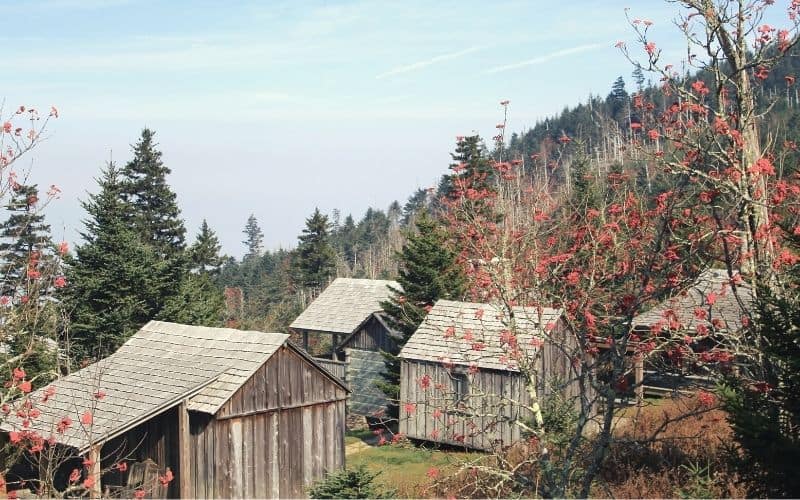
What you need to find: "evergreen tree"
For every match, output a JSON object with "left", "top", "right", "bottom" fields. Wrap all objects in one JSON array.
[
  {"left": 0, "top": 183, "right": 60, "bottom": 382},
  {"left": 441, "top": 135, "right": 494, "bottom": 199},
  {"left": 0, "top": 184, "right": 53, "bottom": 295},
  {"left": 65, "top": 163, "right": 162, "bottom": 360},
  {"left": 377, "top": 210, "right": 466, "bottom": 417},
  {"left": 632, "top": 65, "right": 646, "bottom": 93},
  {"left": 190, "top": 219, "right": 224, "bottom": 275},
  {"left": 157, "top": 272, "right": 224, "bottom": 327},
  {"left": 121, "top": 128, "right": 186, "bottom": 256},
  {"left": 721, "top": 225, "right": 800, "bottom": 497},
  {"left": 402, "top": 188, "right": 428, "bottom": 225},
  {"left": 242, "top": 214, "right": 264, "bottom": 260},
  {"left": 608, "top": 76, "right": 630, "bottom": 125},
  {"left": 295, "top": 208, "right": 335, "bottom": 290}
]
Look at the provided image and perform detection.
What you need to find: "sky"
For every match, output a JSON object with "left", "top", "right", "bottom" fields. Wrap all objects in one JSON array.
[{"left": 0, "top": 0, "right": 769, "bottom": 257}]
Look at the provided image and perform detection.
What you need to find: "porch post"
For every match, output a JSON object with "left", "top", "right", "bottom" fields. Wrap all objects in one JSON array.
[{"left": 178, "top": 400, "right": 192, "bottom": 498}]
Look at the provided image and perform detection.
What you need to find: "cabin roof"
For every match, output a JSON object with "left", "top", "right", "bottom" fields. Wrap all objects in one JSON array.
[
  {"left": 631, "top": 269, "right": 754, "bottom": 333},
  {"left": 289, "top": 278, "right": 400, "bottom": 335},
  {"left": 1, "top": 321, "right": 292, "bottom": 450},
  {"left": 399, "top": 300, "right": 562, "bottom": 371}
]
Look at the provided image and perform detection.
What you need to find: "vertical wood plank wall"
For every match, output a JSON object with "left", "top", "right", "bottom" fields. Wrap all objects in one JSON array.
[
  {"left": 189, "top": 346, "right": 347, "bottom": 499},
  {"left": 400, "top": 321, "right": 593, "bottom": 451}
]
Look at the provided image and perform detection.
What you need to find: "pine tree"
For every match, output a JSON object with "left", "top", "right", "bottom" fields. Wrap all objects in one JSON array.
[
  {"left": 0, "top": 184, "right": 53, "bottom": 296},
  {"left": 377, "top": 210, "right": 466, "bottom": 417},
  {"left": 242, "top": 214, "right": 264, "bottom": 260},
  {"left": 66, "top": 163, "right": 162, "bottom": 360},
  {"left": 295, "top": 208, "right": 335, "bottom": 290},
  {"left": 190, "top": 220, "right": 224, "bottom": 275},
  {"left": 121, "top": 128, "right": 186, "bottom": 256}
]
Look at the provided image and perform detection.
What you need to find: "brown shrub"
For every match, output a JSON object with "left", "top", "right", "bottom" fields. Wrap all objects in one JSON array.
[{"left": 598, "top": 397, "right": 747, "bottom": 498}]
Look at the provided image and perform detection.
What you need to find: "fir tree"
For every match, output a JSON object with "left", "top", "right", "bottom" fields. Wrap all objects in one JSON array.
[
  {"left": 66, "top": 163, "right": 162, "bottom": 360},
  {"left": 121, "top": 128, "right": 186, "bottom": 256},
  {"left": 242, "top": 214, "right": 264, "bottom": 260},
  {"left": 377, "top": 210, "right": 466, "bottom": 417},
  {"left": 190, "top": 219, "right": 224, "bottom": 275},
  {"left": 0, "top": 184, "right": 53, "bottom": 295},
  {"left": 295, "top": 208, "right": 335, "bottom": 290}
]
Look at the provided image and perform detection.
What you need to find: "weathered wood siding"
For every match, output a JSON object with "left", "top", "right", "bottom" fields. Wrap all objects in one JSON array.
[
  {"left": 189, "top": 346, "right": 347, "bottom": 499},
  {"left": 101, "top": 407, "right": 179, "bottom": 498},
  {"left": 313, "top": 358, "right": 347, "bottom": 382},
  {"left": 400, "top": 319, "right": 592, "bottom": 451},
  {"left": 399, "top": 359, "right": 534, "bottom": 450},
  {"left": 339, "top": 316, "right": 395, "bottom": 352}
]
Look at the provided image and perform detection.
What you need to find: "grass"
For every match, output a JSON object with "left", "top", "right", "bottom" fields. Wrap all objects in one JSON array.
[
  {"left": 346, "top": 441, "right": 481, "bottom": 498},
  {"left": 345, "top": 428, "right": 376, "bottom": 445}
]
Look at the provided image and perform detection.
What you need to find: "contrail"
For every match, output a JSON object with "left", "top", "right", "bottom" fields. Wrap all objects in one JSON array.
[
  {"left": 486, "top": 43, "right": 605, "bottom": 74},
  {"left": 376, "top": 46, "right": 486, "bottom": 79}
]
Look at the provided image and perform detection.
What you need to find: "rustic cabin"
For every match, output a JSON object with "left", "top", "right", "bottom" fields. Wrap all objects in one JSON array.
[
  {"left": 628, "top": 268, "right": 754, "bottom": 397},
  {"left": 398, "top": 300, "right": 590, "bottom": 451},
  {"left": 290, "top": 278, "right": 399, "bottom": 416},
  {"left": 2, "top": 321, "right": 348, "bottom": 499}
]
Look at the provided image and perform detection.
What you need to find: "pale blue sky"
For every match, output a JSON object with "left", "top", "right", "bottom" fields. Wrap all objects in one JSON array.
[{"left": 1, "top": 0, "right": 768, "bottom": 256}]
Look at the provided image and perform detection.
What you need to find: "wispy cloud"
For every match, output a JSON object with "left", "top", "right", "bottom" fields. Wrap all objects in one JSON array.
[
  {"left": 376, "top": 46, "right": 486, "bottom": 79},
  {"left": 485, "top": 43, "right": 605, "bottom": 74}
]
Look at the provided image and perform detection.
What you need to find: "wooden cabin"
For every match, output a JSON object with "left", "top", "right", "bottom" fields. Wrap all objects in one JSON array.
[
  {"left": 2, "top": 321, "right": 348, "bottom": 499},
  {"left": 399, "top": 300, "right": 591, "bottom": 451},
  {"left": 290, "top": 278, "right": 399, "bottom": 416},
  {"left": 628, "top": 268, "right": 754, "bottom": 397}
]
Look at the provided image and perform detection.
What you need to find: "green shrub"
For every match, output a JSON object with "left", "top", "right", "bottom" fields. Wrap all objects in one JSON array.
[{"left": 308, "top": 464, "right": 396, "bottom": 499}]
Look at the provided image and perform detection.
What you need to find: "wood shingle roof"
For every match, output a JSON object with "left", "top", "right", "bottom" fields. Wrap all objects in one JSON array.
[
  {"left": 631, "top": 269, "right": 754, "bottom": 333},
  {"left": 399, "top": 300, "right": 562, "bottom": 371},
  {"left": 2, "top": 321, "right": 288, "bottom": 450},
  {"left": 289, "top": 278, "right": 399, "bottom": 335}
]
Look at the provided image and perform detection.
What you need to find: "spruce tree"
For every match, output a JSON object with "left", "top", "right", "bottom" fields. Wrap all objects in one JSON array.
[
  {"left": 0, "top": 184, "right": 53, "bottom": 295},
  {"left": 65, "top": 163, "right": 162, "bottom": 360},
  {"left": 163, "top": 219, "right": 225, "bottom": 326},
  {"left": 402, "top": 188, "right": 428, "bottom": 225},
  {"left": 242, "top": 214, "right": 264, "bottom": 260},
  {"left": 190, "top": 219, "right": 224, "bottom": 275},
  {"left": 721, "top": 225, "right": 800, "bottom": 497},
  {"left": 295, "top": 208, "right": 335, "bottom": 290},
  {"left": 121, "top": 128, "right": 186, "bottom": 256},
  {"left": 377, "top": 210, "right": 466, "bottom": 417}
]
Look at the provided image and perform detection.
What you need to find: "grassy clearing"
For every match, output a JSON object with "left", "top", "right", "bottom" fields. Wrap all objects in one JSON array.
[{"left": 346, "top": 442, "right": 481, "bottom": 498}]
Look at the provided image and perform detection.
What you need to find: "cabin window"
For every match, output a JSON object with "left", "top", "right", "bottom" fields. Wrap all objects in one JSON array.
[{"left": 452, "top": 373, "right": 469, "bottom": 403}]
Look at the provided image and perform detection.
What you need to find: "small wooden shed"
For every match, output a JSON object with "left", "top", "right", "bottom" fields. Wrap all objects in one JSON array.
[
  {"left": 629, "top": 268, "right": 754, "bottom": 396},
  {"left": 3, "top": 321, "right": 348, "bottom": 498},
  {"left": 290, "top": 278, "right": 399, "bottom": 416},
  {"left": 399, "top": 300, "right": 589, "bottom": 451}
]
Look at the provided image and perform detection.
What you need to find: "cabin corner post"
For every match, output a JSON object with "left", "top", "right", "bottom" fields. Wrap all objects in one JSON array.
[
  {"left": 89, "top": 444, "right": 101, "bottom": 499},
  {"left": 178, "top": 400, "right": 192, "bottom": 498}
]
